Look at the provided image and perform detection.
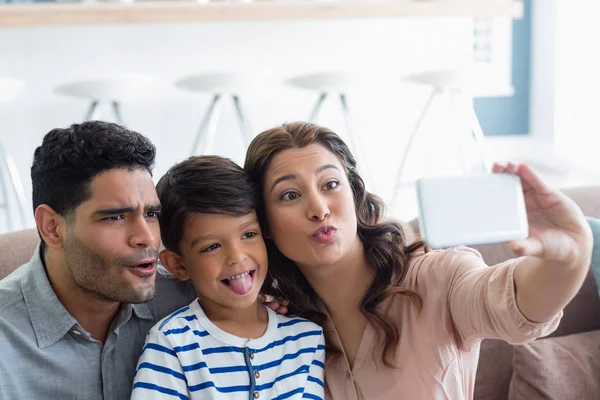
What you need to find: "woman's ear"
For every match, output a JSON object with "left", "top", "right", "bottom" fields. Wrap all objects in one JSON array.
[{"left": 159, "top": 249, "right": 190, "bottom": 281}]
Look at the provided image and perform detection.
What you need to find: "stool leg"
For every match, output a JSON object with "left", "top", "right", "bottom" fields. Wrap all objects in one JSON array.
[
  {"left": 0, "top": 143, "right": 28, "bottom": 230},
  {"left": 339, "top": 93, "right": 376, "bottom": 191},
  {"left": 390, "top": 90, "right": 436, "bottom": 215},
  {"left": 468, "top": 104, "right": 490, "bottom": 172},
  {"left": 308, "top": 93, "right": 328, "bottom": 122},
  {"left": 84, "top": 100, "right": 99, "bottom": 121},
  {"left": 111, "top": 101, "right": 124, "bottom": 125},
  {"left": 0, "top": 155, "right": 12, "bottom": 232},
  {"left": 191, "top": 94, "right": 222, "bottom": 156},
  {"left": 232, "top": 95, "right": 254, "bottom": 147}
]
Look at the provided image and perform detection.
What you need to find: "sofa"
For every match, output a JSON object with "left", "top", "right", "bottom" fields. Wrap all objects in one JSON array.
[{"left": 2, "top": 186, "right": 600, "bottom": 399}]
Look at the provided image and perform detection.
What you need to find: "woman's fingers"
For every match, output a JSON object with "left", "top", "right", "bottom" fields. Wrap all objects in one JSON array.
[
  {"left": 514, "top": 163, "right": 553, "bottom": 195},
  {"left": 507, "top": 238, "right": 544, "bottom": 257}
]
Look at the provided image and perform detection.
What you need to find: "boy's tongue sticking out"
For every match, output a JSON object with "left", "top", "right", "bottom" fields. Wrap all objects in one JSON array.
[{"left": 225, "top": 271, "right": 254, "bottom": 296}]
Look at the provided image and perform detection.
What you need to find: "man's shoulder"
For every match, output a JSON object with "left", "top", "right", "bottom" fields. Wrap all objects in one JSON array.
[
  {"left": 0, "top": 263, "right": 29, "bottom": 314},
  {"left": 147, "top": 266, "right": 197, "bottom": 321},
  {"left": 0, "top": 265, "right": 36, "bottom": 354}
]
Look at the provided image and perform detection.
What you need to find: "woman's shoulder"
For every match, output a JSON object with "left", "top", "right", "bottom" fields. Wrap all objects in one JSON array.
[{"left": 404, "top": 246, "right": 487, "bottom": 288}]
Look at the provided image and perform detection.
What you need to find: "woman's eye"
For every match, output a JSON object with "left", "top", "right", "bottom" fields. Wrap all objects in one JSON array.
[
  {"left": 201, "top": 244, "right": 220, "bottom": 253},
  {"left": 243, "top": 231, "right": 258, "bottom": 239},
  {"left": 324, "top": 181, "right": 339, "bottom": 190},
  {"left": 281, "top": 191, "right": 300, "bottom": 201}
]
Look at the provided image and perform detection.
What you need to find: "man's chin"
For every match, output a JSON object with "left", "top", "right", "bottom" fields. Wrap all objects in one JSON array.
[{"left": 125, "top": 286, "right": 156, "bottom": 304}]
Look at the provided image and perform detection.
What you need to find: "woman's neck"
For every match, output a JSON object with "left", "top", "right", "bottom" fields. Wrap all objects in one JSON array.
[{"left": 299, "top": 236, "right": 374, "bottom": 318}]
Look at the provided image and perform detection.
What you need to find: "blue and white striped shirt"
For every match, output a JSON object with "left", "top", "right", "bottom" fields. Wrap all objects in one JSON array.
[{"left": 131, "top": 299, "right": 326, "bottom": 400}]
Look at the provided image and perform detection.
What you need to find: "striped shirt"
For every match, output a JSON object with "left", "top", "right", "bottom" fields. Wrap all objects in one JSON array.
[{"left": 131, "top": 299, "right": 326, "bottom": 400}]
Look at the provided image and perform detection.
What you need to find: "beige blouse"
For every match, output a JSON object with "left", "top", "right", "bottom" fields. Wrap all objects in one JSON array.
[{"left": 322, "top": 247, "right": 562, "bottom": 400}]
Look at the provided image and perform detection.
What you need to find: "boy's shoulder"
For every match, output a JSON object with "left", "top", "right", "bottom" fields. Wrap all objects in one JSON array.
[
  {"left": 271, "top": 312, "right": 323, "bottom": 335},
  {"left": 150, "top": 300, "right": 200, "bottom": 335}
]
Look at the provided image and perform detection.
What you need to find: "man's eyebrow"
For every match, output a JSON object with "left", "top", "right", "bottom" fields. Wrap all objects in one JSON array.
[
  {"left": 92, "top": 203, "right": 161, "bottom": 217},
  {"left": 92, "top": 206, "right": 136, "bottom": 217}
]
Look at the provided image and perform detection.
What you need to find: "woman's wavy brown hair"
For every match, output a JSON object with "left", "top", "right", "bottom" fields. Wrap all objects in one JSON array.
[{"left": 244, "top": 121, "right": 425, "bottom": 367}]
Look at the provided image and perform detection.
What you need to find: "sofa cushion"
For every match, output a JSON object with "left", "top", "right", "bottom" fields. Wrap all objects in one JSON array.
[
  {"left": 0, "top": 228, "right": 39, "bottom": 280},
  {"left": 508, "top": 330, "right": 600, "bottom": 400}
]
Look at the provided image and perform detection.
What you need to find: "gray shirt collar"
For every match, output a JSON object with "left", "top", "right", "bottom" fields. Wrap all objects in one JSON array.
[{"left": 21, "top": 245, "right": 153, "bottom": 348}]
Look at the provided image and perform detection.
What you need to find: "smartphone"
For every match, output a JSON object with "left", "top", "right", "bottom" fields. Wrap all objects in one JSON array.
[{"left": 416, "top": 173, "right": 528, "bottom": 249}]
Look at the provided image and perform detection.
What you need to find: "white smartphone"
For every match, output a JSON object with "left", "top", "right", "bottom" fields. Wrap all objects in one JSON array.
[{"left": 416, "top": 173, "right": 529, "bottom": 249}]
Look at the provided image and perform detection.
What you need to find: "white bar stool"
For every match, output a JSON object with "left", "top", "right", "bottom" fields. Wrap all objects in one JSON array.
[
  {"left": 390, "top": 67, "right": 493, "bottom": 214},
  {"left": 54, "top": 74, "right": 155, "bottom": 124},
  {"left": 175, "top": 73, "right": 255, "bottom": 156},
  {"left": 285, "top": 72, "right": 375, "bottom": 190},
  {"left": 0, "top": 77, "right": 28, "bottom": 232}
]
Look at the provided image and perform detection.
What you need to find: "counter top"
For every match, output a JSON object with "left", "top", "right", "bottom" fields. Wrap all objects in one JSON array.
[{"left": 0, "top": 0, "right": 524, "bottom": 27}]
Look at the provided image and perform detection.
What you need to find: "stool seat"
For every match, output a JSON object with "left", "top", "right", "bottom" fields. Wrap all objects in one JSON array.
[
  {"left": 402, "top": 65, "right": 503, "bottom": 95},
  {"left": 54, "top": 74, "right": 155, "bottom": 124},
  {"left": 403, "top": 69, "right": 471, "bottom": 92},
  {"left": 176, "top": 72, "right": 256, "bottom": 95},
  {"left": 285, "top": 72, "right": 369, "bottom": 93},
  {"left": 0, "top": 78, "right": 26, "bottom": 103},
  {"left": 55, "top": 74, "right": 155, "bottom": 102},
  {"left": 175, "top": 72, "right": 256, "bottom": 156}
]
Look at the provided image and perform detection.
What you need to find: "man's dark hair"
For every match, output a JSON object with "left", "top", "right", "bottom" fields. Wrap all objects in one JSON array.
[
  {"left": 31, "top": 121, "right": 156, "bottom": 218},
  {"left": 156, "top": 155, "right": 258, "bottom": 255}
]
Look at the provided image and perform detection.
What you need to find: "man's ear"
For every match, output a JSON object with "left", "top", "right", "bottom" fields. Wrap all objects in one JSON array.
[
  {"left": 34, "top": 204, "right": 66, "bottom": 249},
  {"left": 159, "top": 249, "right": 190, "bottom": 281}
]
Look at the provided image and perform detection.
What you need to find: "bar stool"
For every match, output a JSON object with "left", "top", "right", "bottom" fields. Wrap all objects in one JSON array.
[
  {"left": 0, "top": 77, "right": 28, "bottom": 232},
  {"left": 390, "top": 67, "right": 492, "bottom": 214},
  {"left": 54, "top": 74, "right": 155, "bottom": 124},
  {"left": 285, "top": 72, "right": 375, "bottom": 189},
  {"left": 175, "top": 72, "right": 255, "bottom": 156}
]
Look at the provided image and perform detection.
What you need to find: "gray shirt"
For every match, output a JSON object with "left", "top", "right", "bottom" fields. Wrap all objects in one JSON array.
[{"left": 0, "top": 246, "right": 196, "bottom": 400}]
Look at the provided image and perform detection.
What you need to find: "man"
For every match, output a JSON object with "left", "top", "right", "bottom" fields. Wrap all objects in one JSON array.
[{"left": 0, "top": 121, "right": 196, "bottom": 399}]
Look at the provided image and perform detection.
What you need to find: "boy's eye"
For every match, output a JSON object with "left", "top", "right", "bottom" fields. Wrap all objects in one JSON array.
[
  {"left": 281, "top": 191, "right": 300, "bottom": 201},
  {"left": 201, "top": 243, "right": 220, "bottom": 253},
  {"left": 105, "top": 215, "right": 124, "bottom": 222},
  {"left": 242, "top": 231, "right": 259, "bottom": 239},
  {"left": 324, "top": 180, "right": 339, "bottom": 190}
]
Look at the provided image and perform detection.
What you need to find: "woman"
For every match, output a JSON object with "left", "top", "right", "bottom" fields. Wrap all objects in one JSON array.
[{"left": 244, "top": 121, "right": 593, "bottom": 399}]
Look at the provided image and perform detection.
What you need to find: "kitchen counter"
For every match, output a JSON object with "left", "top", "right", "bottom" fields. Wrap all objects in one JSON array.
[{"left": 0, "top": 0, "right": 523, "bottom": 27}]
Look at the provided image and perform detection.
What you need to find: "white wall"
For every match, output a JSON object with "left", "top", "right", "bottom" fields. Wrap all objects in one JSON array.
[
  {"left": 530, "top": 0, "right": 600, "bottom": 174},
  {"left": 0, "top": 18, "right": 481, "bottom": 232}
]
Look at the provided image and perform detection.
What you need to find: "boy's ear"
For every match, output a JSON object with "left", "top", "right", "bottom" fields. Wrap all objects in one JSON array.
[{"left": 159, "top": 249, "right": 190, "bottom": 281}]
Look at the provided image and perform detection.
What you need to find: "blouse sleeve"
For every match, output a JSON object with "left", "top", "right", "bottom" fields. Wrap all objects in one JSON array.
[{"left": 411, "top": 247, "right": 562, "bottom": 351}]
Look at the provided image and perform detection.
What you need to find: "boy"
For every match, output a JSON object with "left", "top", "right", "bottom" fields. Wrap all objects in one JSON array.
[{"left": 131, "top": 156, "right": 326, "bottom": 400}]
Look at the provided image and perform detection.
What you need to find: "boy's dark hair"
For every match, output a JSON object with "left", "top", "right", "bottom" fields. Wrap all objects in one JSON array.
[
  {"left": 31, "top": 121, "right": 156, "bottom": 218},
  {"left": 156, "top": 155, "right": 259, "bottom": 255}
]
